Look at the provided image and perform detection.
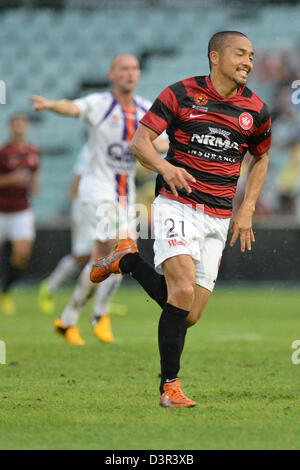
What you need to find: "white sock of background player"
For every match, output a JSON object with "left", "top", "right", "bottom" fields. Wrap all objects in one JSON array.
[
  {"left": 47, "top": 254, "right": 81, "bottom": 293},
  {"left": 61, "top": 262, "right": 96, "bottom": 327},
  {"left": 92, "top": 274, "right": 123, "bottom": 326},
  {"left": 60, "top": 264, "right": 123, "bottom": 327}
]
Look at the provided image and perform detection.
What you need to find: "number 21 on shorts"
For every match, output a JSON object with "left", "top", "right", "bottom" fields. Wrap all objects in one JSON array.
[{"left": 165, "top": 217, "right": 185, "bottom": 239}]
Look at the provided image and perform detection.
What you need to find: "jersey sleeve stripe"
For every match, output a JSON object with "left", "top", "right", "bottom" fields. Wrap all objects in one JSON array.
[
  {"left": 249, "top": 136, "right": 271, "bottom": 156},
  {"left": 168, "top": 81, "right": 187, "bottom": 104},
  {"left": 259, "top": 103, "right": 271, "bottom": 123},
  {"left": 147, "top": 98, "right": 175, "bottom": 126},
  {"left": 248, "top": 114, "right": 271, "bottom": 155},
  {"left": 140, "top": 111, "right": 168, "bottom": 135},
  {"left": 249, "top": 128, "right": 271, "bottom": 146}
]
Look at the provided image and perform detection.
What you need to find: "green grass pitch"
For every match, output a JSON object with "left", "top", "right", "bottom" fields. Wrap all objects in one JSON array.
[{"left": 0, "top": 284, "right": 300, "bottom": 450}]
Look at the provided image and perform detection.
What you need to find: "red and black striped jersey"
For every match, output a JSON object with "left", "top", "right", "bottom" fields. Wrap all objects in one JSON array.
[
  {"left": 140, "top": 75, "right": 271, "bottom": 218},
  {"left": 0, "top": 142, "right": 40, "bottom": 213}
]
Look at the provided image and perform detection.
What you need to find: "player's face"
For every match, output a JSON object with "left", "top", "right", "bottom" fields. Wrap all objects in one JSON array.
[
  {"left": 217, "top": 36, "right": 254, "bottom": 86},
  {"left": 10, "top": 117, "right": 29, "bottom": 139},
  {"left": 108, "top": 56, "right": 141, "bottom": 94}
]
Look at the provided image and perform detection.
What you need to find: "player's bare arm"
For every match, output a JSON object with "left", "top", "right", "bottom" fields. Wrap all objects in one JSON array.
[
  {"left": 0, "top": 169, "right": 32, "bottom": 188},
  {"left": 152, "top": 136, "right": 169, "bottom": 155},
  {"left": 29, "top": 95, "right": 80, "bottom": 117},
  {"left": 69, "top": 174, "right": 81, "bottom": 200},
  {"left": 230, "top": 151, "right": 269, "bottom": 252},
  {"left": 31, "top": 171, "right": 40, "bottom": 195},
  {"left": 130, "top": 124, "right": 195, "bottom": 196}
]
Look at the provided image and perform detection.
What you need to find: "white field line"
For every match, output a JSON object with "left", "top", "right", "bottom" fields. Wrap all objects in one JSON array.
[{"left": 213, "top": 333, "right": 262, "bottom": 342}]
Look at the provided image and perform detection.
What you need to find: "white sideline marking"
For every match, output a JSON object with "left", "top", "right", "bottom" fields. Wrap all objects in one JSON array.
[
  {"left": 0, "top": 340, "right": 6, "bottom": 364},
  {"left": 213, "top": 333, "right": 262, "bottom": 342}
]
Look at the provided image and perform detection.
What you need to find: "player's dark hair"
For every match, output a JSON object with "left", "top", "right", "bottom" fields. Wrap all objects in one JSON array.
[{"left": 207, "top": 31, "right": 248, "bottom": 69}]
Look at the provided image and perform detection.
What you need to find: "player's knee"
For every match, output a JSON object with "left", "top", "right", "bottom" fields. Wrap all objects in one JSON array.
[{"left": 168, "top": 283, "right": 194, "bottom": 310}]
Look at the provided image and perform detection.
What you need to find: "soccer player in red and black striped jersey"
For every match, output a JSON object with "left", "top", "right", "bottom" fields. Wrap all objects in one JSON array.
[
  {"left": 0, "top": 115, "right": 39, "bottom": 315},
  {"left": 90, "top": 31, "right": 271, "bottom": 408}
]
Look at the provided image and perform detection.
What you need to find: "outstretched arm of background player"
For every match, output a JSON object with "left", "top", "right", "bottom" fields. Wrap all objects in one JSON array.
[
  {"left": 29, "top": 95, "right": 80, "bottom": 117},
  {"left": 69, "top": 174, "right": 81, "bottom": 200},
  {"left": 230, "top": 151, "right": 269, "bottom": 253},
  {"left": 130, "top": 124, "right": 195, "bottom": 196}
]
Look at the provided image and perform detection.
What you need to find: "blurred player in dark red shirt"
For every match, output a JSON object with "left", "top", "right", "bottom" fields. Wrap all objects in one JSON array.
[{"left": 0, "top": 114, "right": 40, "bottom": 314}]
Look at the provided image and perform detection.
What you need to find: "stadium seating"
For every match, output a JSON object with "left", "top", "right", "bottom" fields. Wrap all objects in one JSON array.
[{"left": 0, "top": 5, "right": 298, "bottom": 221}]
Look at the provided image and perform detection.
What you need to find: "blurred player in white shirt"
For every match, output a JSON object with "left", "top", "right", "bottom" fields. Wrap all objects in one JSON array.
[
  {"left": 30, "top": 54, "right": 168, "bottom": 344},
  {"left": 38, "top": 144, "right": 93, "bottom": 314}
]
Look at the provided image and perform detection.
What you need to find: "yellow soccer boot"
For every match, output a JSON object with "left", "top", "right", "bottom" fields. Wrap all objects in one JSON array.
[
  {"left": 54, "top": 318, "right": 85, "bottom": 345},
  {"left": 38, "top": 279, "right": 55, "bottom": 315},
  {"left": 92, "top": 315, "right": 114, "bottom": 343},
  {"left": 0, "top": 293, "right": 16, "bottom": 315}
]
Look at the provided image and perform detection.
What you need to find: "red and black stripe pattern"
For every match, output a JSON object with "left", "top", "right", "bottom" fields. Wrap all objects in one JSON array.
[
  {"left": 0, "top": 143, "right": 40, "bottom": 213},
  {"left": 140, "top": 75, "right": 271, "bottom": 218}
]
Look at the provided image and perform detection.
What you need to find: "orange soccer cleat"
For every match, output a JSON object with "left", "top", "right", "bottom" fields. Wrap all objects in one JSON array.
[
  {"left": 54, "top": 318, "right": 85, "bottom": 346},
  {"left": 90, "top": 238, "right": 138, "bottom": 283},
  {"left": 159, "top": 380, "right": 196, "bottom": 408}
]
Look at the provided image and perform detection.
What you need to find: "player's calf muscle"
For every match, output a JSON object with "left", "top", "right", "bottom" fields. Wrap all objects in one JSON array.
[
  {"left": 11, "top": 254, "right": 29, "bottom": 269},
  {"left": 186, "top": 305, "right": 205, "bottom": 327},
  {"left": 12, "top": 246, "right": 32, "bottom": 268},
  {"left": 186, "top": 286, "right": 211, "bottom": 327}
]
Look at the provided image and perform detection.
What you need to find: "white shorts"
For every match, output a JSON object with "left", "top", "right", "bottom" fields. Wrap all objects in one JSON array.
[
  {"left": 81, "top": 199, "right": 137, "bottom": 243},
  {"left": 153, "top": 195, "right": 230, "bottom": 291},
  {"left": 71, "top": 198, "right": 94, "bottom": 256},
  {"left": 0, "top": 209, "right": 35, "bottom": 245}
]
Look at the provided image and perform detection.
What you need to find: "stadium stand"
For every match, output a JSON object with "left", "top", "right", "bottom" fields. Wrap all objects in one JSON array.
[{"left": 0, "top": 4, "right": 299, "bottom": 221}]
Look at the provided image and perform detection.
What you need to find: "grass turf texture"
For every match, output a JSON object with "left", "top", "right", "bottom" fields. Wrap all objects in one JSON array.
[{"left": 0, "top": 285, "right": 299, "bottom": 450}]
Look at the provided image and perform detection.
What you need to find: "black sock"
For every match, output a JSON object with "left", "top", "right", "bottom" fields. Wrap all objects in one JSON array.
[
  {"left": 0, "top": 241, "right": 12, "bottom": 279},
  {"left": 1, "top": 262, "right": 22, "bottom": 293},
  {"left": 120, "top": 253, "right": 167, "bottom": 308},
  {"left": 158, "top": 302, "right": 189, "bottom": 394}
]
